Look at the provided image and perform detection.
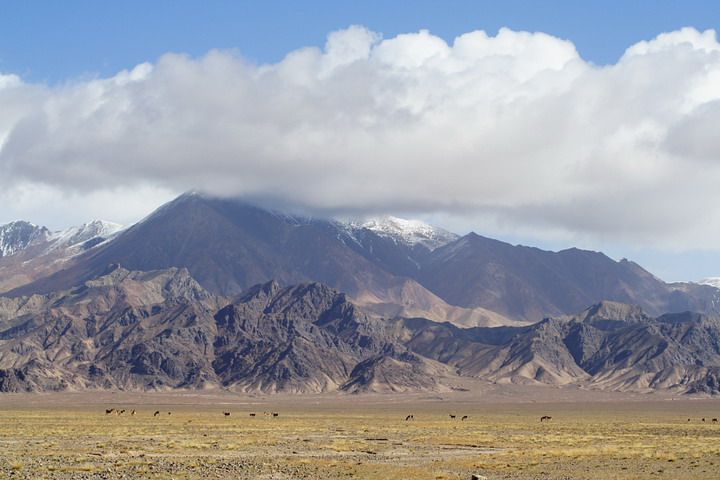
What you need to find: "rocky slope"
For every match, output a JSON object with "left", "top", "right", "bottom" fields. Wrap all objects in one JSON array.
[
  {"left": 2, "top": 266, "right": 720, "bottom": 395},
  {"left": 417, "top": 233, "right": 720, "bottom": 320},
  {"left": 0, "top": 268, "right": 455, "bottom": 393},
  {"left": 0, "top": 265, "right": 223, "bottom": 391},
  {"left": 400, "top": 300, "right": 720, "bottom": 393}
]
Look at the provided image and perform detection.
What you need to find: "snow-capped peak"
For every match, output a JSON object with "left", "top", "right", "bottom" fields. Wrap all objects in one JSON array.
[
  {"left": 47, "top": 220, "right": 124, "bottom": 252},
  {"left": 698, "top": 278, "right": 720, "bottom": 289},
  {"left": 0, "top": 219, "right": 124, "bottom": 259},
  {"left": 0, "top": 221, "right": 50, "bottom": 257},
  {"left": 347, "top": 215, "right": 458, "bottom": 250}
]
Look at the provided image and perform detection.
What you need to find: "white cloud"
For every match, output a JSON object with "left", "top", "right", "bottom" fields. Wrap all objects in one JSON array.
[
  {"left": 0, "top": 183, "right": 176, "bottom": 231},
  {"left": 1, "top": 26, "right": 720, "bottom": 250}
]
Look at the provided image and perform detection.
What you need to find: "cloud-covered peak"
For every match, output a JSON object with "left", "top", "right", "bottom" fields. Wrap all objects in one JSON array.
[{"left": 1, "top": 26, "right": 720, "bottom": 251}]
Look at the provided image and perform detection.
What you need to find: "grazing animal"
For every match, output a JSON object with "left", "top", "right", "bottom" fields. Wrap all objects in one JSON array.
[
  {"left": 540, "top": 415, "right": 552, "bottom": 422},
  {"left": 272, "top": 412, "right": 279, "bottom": 417},
  {"left": 249, "top": 413, "right": 256, "bottom": 417},
  {"left": 703, "top": 418, "right": 706, "bottom": 422},
  {"left": 688, "top": 419, "right": 691, "bottom": 422},
  {"left": 168, "top": 412, "right": 172, "bottom": 415},
  {"left": 449, "top": 414, "right": 456, "bottom": 419},
  {"left": 461, "top": 415, "right": 468, "bottom": 421},
  {"left": 224, "top": 412, "right": 231, "bottom": 417},
  {"left": 118, "top": 409, "right": 126, "bottom": 416},
  {"left": 405, "top": 415, "right": 414, "bottom": 421},
  {"left": 153, "top": 411, "right": 160, "bottom": 417},
  {"left": 131, "top": 410, "right": 136, "bottom": 416},
  {"left": 714, "top": 418, "right": 718, "bottom": 423},
  {"left": 105, "top": 409, "right": 114, "bottom": 415}
]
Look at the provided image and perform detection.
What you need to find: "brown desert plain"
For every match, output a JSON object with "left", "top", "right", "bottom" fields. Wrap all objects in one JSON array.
[{"left": 2, "top": 381, "right": 720, "bottom": 480}]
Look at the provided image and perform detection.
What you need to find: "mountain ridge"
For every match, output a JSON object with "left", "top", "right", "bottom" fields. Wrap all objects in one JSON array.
[
  {"left": 2, "top": 193, "right": 719, "bottom": 325},
  {"left": 2, "top": 266, "right": 720, "bottom": 395}
]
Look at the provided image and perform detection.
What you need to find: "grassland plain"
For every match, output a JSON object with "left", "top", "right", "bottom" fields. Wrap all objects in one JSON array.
[{"left": 1, "top": 388, "right": 720, "bottom": 479}]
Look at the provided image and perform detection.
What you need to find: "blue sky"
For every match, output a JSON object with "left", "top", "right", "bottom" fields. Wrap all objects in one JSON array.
[
  {"left": 3, "top": 0, "right": 720, "bottom": 82},
  {"left": 2, "top": 1, "right": 720, "bottom": 283}
]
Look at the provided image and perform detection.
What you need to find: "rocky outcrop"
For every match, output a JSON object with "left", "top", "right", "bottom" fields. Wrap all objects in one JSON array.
[
  {"left": 0, "top": 270, "right": 458, "bottom": 393},
  {"left": 3, "top": 266, "right": 720, "bottom": 395}
]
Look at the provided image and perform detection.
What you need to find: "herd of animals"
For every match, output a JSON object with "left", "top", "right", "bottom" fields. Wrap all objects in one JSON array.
[
  {"left": 104, "top": 408, "right": 279, "bottom": 417},
  {"left": 100, "top": 409, "right": 560, "bottom": 422},
  {"left": 104, "top": 409, "right": 467, "bottom": 421},
  {"left": 446, "top": 414, "right": 469, "bottom": 421},
  {"left": 101, "top": 410, "right": 720, "bottom": 423}
]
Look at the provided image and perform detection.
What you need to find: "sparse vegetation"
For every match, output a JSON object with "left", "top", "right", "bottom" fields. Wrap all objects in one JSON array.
[{"left": 1, "top": 394, "right": 720, "bottom": 479}]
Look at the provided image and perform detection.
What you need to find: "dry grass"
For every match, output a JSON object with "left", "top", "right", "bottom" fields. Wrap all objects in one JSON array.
[{"left": 0, "top": 394, "right": 719, "bottom": 479}]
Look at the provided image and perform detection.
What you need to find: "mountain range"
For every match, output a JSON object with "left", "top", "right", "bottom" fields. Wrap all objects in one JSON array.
[
  {"left": 1, "top": 192, "right": 720, "bottom": 394},
  {"left": 2, "top": 265, "right": 720, "bottom": 394},
  {"left": 2, "top": 192, "right": 717, "bottom": 322}
]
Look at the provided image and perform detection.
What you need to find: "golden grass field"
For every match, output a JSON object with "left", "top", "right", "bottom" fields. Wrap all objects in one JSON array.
[{"left": 1, "top": 390, "right": 720, "bottom": 479}]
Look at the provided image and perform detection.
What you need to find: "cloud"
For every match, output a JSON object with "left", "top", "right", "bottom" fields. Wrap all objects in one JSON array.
[
  {"left": 0, "top": 183, "right": 176, "bottom": 231},
  {"left": 1, "top": 26, "right": 720, "bottom": 249}
]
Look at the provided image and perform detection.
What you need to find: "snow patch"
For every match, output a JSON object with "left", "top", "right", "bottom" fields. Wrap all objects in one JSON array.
[
  {"left": 344, "top": 215, "right": 458, "bottom": 250},
  {"left": 698, "top": 278, "right": 720, "bottom": 289},
  {"left": 47, "top": 220, "right": 124, "bottom": 250}
]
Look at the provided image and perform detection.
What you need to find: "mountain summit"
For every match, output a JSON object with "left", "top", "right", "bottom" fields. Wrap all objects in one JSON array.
[
  {"left": 0, "top": 219, "right": 124, "bottom": 294},
  {"left": 2, "top": 193, "right": 719, "bottom": 324},
  {"left": 0, "top": 221, "right": 50, "bottom": 257}
]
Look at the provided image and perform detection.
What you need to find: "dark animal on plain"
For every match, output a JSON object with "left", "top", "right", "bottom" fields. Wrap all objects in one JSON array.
[
  {"left": 703, "top": 418, "right": 706, "bottom": 422},
  {"left": 249, "top": 413, "right": 256, "bottom": 417},
  {"left": 714, "top": 418, "right": 718, "bottom": 423},
  {"left": 540, "top": 415, "right": 552, "bottom": 422},
  {"left": 105, "top": 409, "right": 114, "bottom": 415},
  {"left": 224, "top": 412, "right": 231, "bottom": 417},
  {"left": 688, "top": 419, "right": 691, "bottom": 422},
  {"left": 449, "top": 414, "right": 456, "bottom": 419},
  {"left": 153, "top": 411, "right": 160, "bottom": 417},
  {"left": 118, "top": 409, "right": 126, "bottom": 416},
  {"left": 131, "top": 410, "right": 136, "bottom": 416},
  {"left": 272, "top": 412, "right": 279, "bottom": 417},
  {"left": 405, "top": 415, "right": 414, "bottom": 421},
  {"left": 168, "top": 412, "right": 172, "bottom": 415},
  {"left": 461, "top": 415, "right": 468, "bottom": 421}
]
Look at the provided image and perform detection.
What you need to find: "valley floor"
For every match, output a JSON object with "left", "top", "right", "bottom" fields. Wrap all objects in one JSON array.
[{"left": 1, "top": 387, "right": 720, "bottom": 479}]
